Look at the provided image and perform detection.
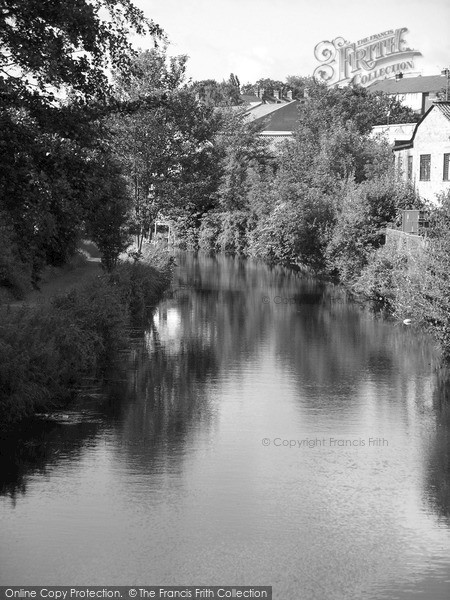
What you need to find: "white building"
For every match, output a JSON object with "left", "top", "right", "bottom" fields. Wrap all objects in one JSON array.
[{"left": 394, "top": 102, "right": 450, "bottom": 203}]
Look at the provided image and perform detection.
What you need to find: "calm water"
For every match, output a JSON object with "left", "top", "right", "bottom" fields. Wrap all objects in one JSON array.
[{"left": 1, "top": 253, "right": 450, "bottom": 599}]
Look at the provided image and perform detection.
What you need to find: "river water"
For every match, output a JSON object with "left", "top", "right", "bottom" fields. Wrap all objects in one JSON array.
[{"left": 1, "top": 252, "right": 450, "bottom": 599}]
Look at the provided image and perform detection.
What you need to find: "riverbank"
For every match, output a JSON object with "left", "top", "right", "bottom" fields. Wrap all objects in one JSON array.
[{"left": 0, "top": 253, "right": 173, "bottom": 428}]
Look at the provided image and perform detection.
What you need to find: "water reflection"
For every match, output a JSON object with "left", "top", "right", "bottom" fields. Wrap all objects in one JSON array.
[{"left": 1, "top": 252, "right": 450, "bottom": 598}]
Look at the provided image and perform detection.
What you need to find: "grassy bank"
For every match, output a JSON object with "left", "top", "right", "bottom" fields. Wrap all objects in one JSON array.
[{"left": 0, "top": 257, "right": 172, "bottom": 428}]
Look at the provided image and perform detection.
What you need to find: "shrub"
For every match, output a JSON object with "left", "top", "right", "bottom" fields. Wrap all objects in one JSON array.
[
  {"left": 0, "top": 259, "right": 171, "bottom": 427},
  {"left": 352, "top": 245, "right": 409, "bottom": 307},
  {"left": 0, "top": 218, "right": 32, "bottom": 299},
  {"left": 198, "top": 213, "right": 221, "bottom": 251},
  {"left": 327, "top": 176, "right": 421, "bottom": 284}
]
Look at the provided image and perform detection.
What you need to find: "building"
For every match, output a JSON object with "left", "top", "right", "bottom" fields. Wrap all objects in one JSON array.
[
  {"left": 369, "top": 74, "right": 449, "bottom": 115},
  {"left": 370, "top": 123, "right": 416, "bottom": 145},
  {"left": 244, "top": 100, "right": 301, "bottom": 147},
  {"left": 394, "top": 102, "right": 450, "bottom": 203}
]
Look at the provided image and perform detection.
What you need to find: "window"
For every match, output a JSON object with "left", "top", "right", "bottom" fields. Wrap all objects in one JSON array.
[
  {"left": 419, "top": 154, "right": 431, "bottom": 181},
  {"left": 407, "top": 156, "right": 413, "bottom": 180},
  {"left": 444, "top": 154, "right": 450, "bottom": 181}
]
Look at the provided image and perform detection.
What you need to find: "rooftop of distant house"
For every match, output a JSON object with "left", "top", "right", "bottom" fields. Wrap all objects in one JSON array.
[
  {"left": 369, "top": 74, "right": 448, "bottom": 95},
  {"left": 394, "top": 101, "right": 450, "bottom": 150},
  {"left": 245, "top": 100, "right": 301, "bottom": 132},
  {"left": 240, "top": 87, "right": 294, "bottom": 105}
]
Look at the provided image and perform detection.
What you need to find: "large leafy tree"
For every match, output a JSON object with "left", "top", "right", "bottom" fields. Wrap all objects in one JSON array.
[
  {"left": 0, "top": 1, "right": 163, "bottom": 284},
  {"left": 0, "top": 0, "right": 162, "bottom": 103},
  {"left": 299, "top": 79, "right": 419, "bottom": 136},
  {"left": 192, "top": 76, "right": 242, "bottom": 107},
  {"left": 109, "top": 49, "right": 223, "bottom": 251}
]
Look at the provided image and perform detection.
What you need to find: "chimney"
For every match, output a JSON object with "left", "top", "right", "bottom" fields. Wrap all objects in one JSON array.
[{"left": 287, "top": 90, "right": 293, "bottom": 101}]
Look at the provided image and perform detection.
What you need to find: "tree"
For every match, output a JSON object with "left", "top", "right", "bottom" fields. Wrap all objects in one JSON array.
[
  {"left": 327, "top": 176, "right": 422, "bottom": 282},
  {"left": 0, "top": 1, "right": 164, "bottom": 282},
  {"left": 241, "top": 78, "right": 418, "bottom": 271},
  {"left": 298, "top": 80, "right": 419, "bottom": 136},
  {"left": 285, "top": 75, "right": 308, "bottom": 99},
  {"left": 192, "top": 78, "right": 242, "bottom": 107},
  {"left": 0, "top": 0, "right": 162, "bottom": 104},
  {"left": 109, "top": 50, "right": 223, "bottom": 251},
  {"left": 216, "top": 110, "right": 274, "bottom": 212}
]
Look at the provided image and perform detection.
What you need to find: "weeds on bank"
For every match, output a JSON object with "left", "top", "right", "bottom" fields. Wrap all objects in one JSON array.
[{"left": 0, "top": 257, "right": 172, "bottom": 427}]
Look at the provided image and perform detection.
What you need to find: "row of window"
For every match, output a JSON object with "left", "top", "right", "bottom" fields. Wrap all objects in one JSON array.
[
  {"left": 418, "top": 153, "right": 449, "bottom": 181},
  {"left": 398, "top": 154, "right": 450, "bottom": 181}
]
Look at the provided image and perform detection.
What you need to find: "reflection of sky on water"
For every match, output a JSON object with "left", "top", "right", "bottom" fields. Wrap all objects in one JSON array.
[{"left": 0, "top": 252, "right": 449, "bottom": 598}]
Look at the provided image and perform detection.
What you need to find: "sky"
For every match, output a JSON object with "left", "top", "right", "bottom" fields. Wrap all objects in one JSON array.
[{"left": 132, "top": 0, "right": 450, "bottom": 85}]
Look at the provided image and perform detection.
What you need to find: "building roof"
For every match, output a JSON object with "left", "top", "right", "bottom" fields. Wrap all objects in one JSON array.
[
  {"left": 436, "top": 101, "right": 450, "bottom": 120},
  {"left": 371, "top": 123, "right": 416, "bottom": 145},
  {"left": 369, "top": 74, "right": 448, "bottom": 95},
  {"left": 245, "top": 103, "right": 285, "bottom": 120},
  {"left": 394, "top": 102, "right": 450, "bottom": 150},
  {"left": 245, "top": 101, "right": 300, "bottom": 132}
]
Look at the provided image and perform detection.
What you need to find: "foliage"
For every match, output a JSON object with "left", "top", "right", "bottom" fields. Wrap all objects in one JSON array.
[
  {"left": 327, "top": 176, "right": 422, "bottom": 283},
  {"left": 354, "top": 206, "right": 450, "bottom": 360},
  {"left": 216, "top": 110, "right": 274, "bottom": 211},
  {"left": 0, "top": 214, "right": 31, "bottom": 299},
  {"left": 352, "top": 244, "right": 409, "bottom": 307},
  {"left": 197, "top": 210, "right": 250, "bottom": 254},
  {"left": 217, "top": 211, "right": 249, "bottom": 254},
  {"left": 198, "top": 212, "right": 222, "bottom": 252},
  {"left": 109, "top": 50, "right": 223, "bottom": 251},
  {"left": 0, "top": 1, "right": 165, "bottom": 287},
  {"left": 171, "top": 214, "right": 200, "bottom": 250},
  {"left": 192, "top": 75, "right": 242, "bottom": 107},
  {"left": 247, "top": 183, "right": 335, "bottom": 269},
  {"left": 0, "top": 257, "right": 172, "bottom": 427},
  {"left": 109, "top": 259, "right": 173, "bottom": 320},
  {"left": 0, "top": 0, "right": 162, "bottom": 104},
  {"left": 0, "top": 278, "right": 127, "bottom": 426},
  {"left": 298, "top": 80, "right": 419, "bottom": 136}
]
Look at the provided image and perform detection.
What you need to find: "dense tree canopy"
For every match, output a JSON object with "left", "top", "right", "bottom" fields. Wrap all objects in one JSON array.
[
  {"left": 0, "top": 0, "right": 164, "bottom": 288},
  {"left": 192, "top": 75, "right": 242, "bottom": 107},
  {"left": 0, "top": 0, "right": 162, "bottom": 104},
  {"left": 109, "top": 49, "right": 223, "bottom": 251}
]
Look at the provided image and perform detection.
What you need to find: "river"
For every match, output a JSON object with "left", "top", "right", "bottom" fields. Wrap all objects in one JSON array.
[{"left": 1, "top": 252, "right": 450, "bottom": 599}]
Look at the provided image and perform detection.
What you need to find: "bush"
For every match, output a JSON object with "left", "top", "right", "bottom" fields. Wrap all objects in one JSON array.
[
  {"left": 0, "top": 218, "right": 32, "bottom": 299},
  {"left": 0, "top": 259, "right": 171, "bottom": 427},
  {"left": 198, "top": 213, "right": 221, "bottom": 251},
  {"left": 110, "top": 260, "right": 172, "bottom": 319},
  {"left": 216, "top": 211, "right": 249, "bottom": 254},
  {"left": 172, "top": 214, "right": 200, "bottom": 250},
  {"left": 327, "top": 176, "right": 421, "bottom": 284},
  {"left": 352, "top": 245, "right": 409, "bottom": 307}
]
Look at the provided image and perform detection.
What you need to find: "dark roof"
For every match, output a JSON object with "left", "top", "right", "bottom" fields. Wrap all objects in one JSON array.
[
  {"left": 394, "top": 102, "right": 450, "bottom": 151},
  {"left": 369, "top": 74, "right": 447, "bottom": 95},
  {"left": 250, "top": 100, "right": 301, "bottom": 132}
]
